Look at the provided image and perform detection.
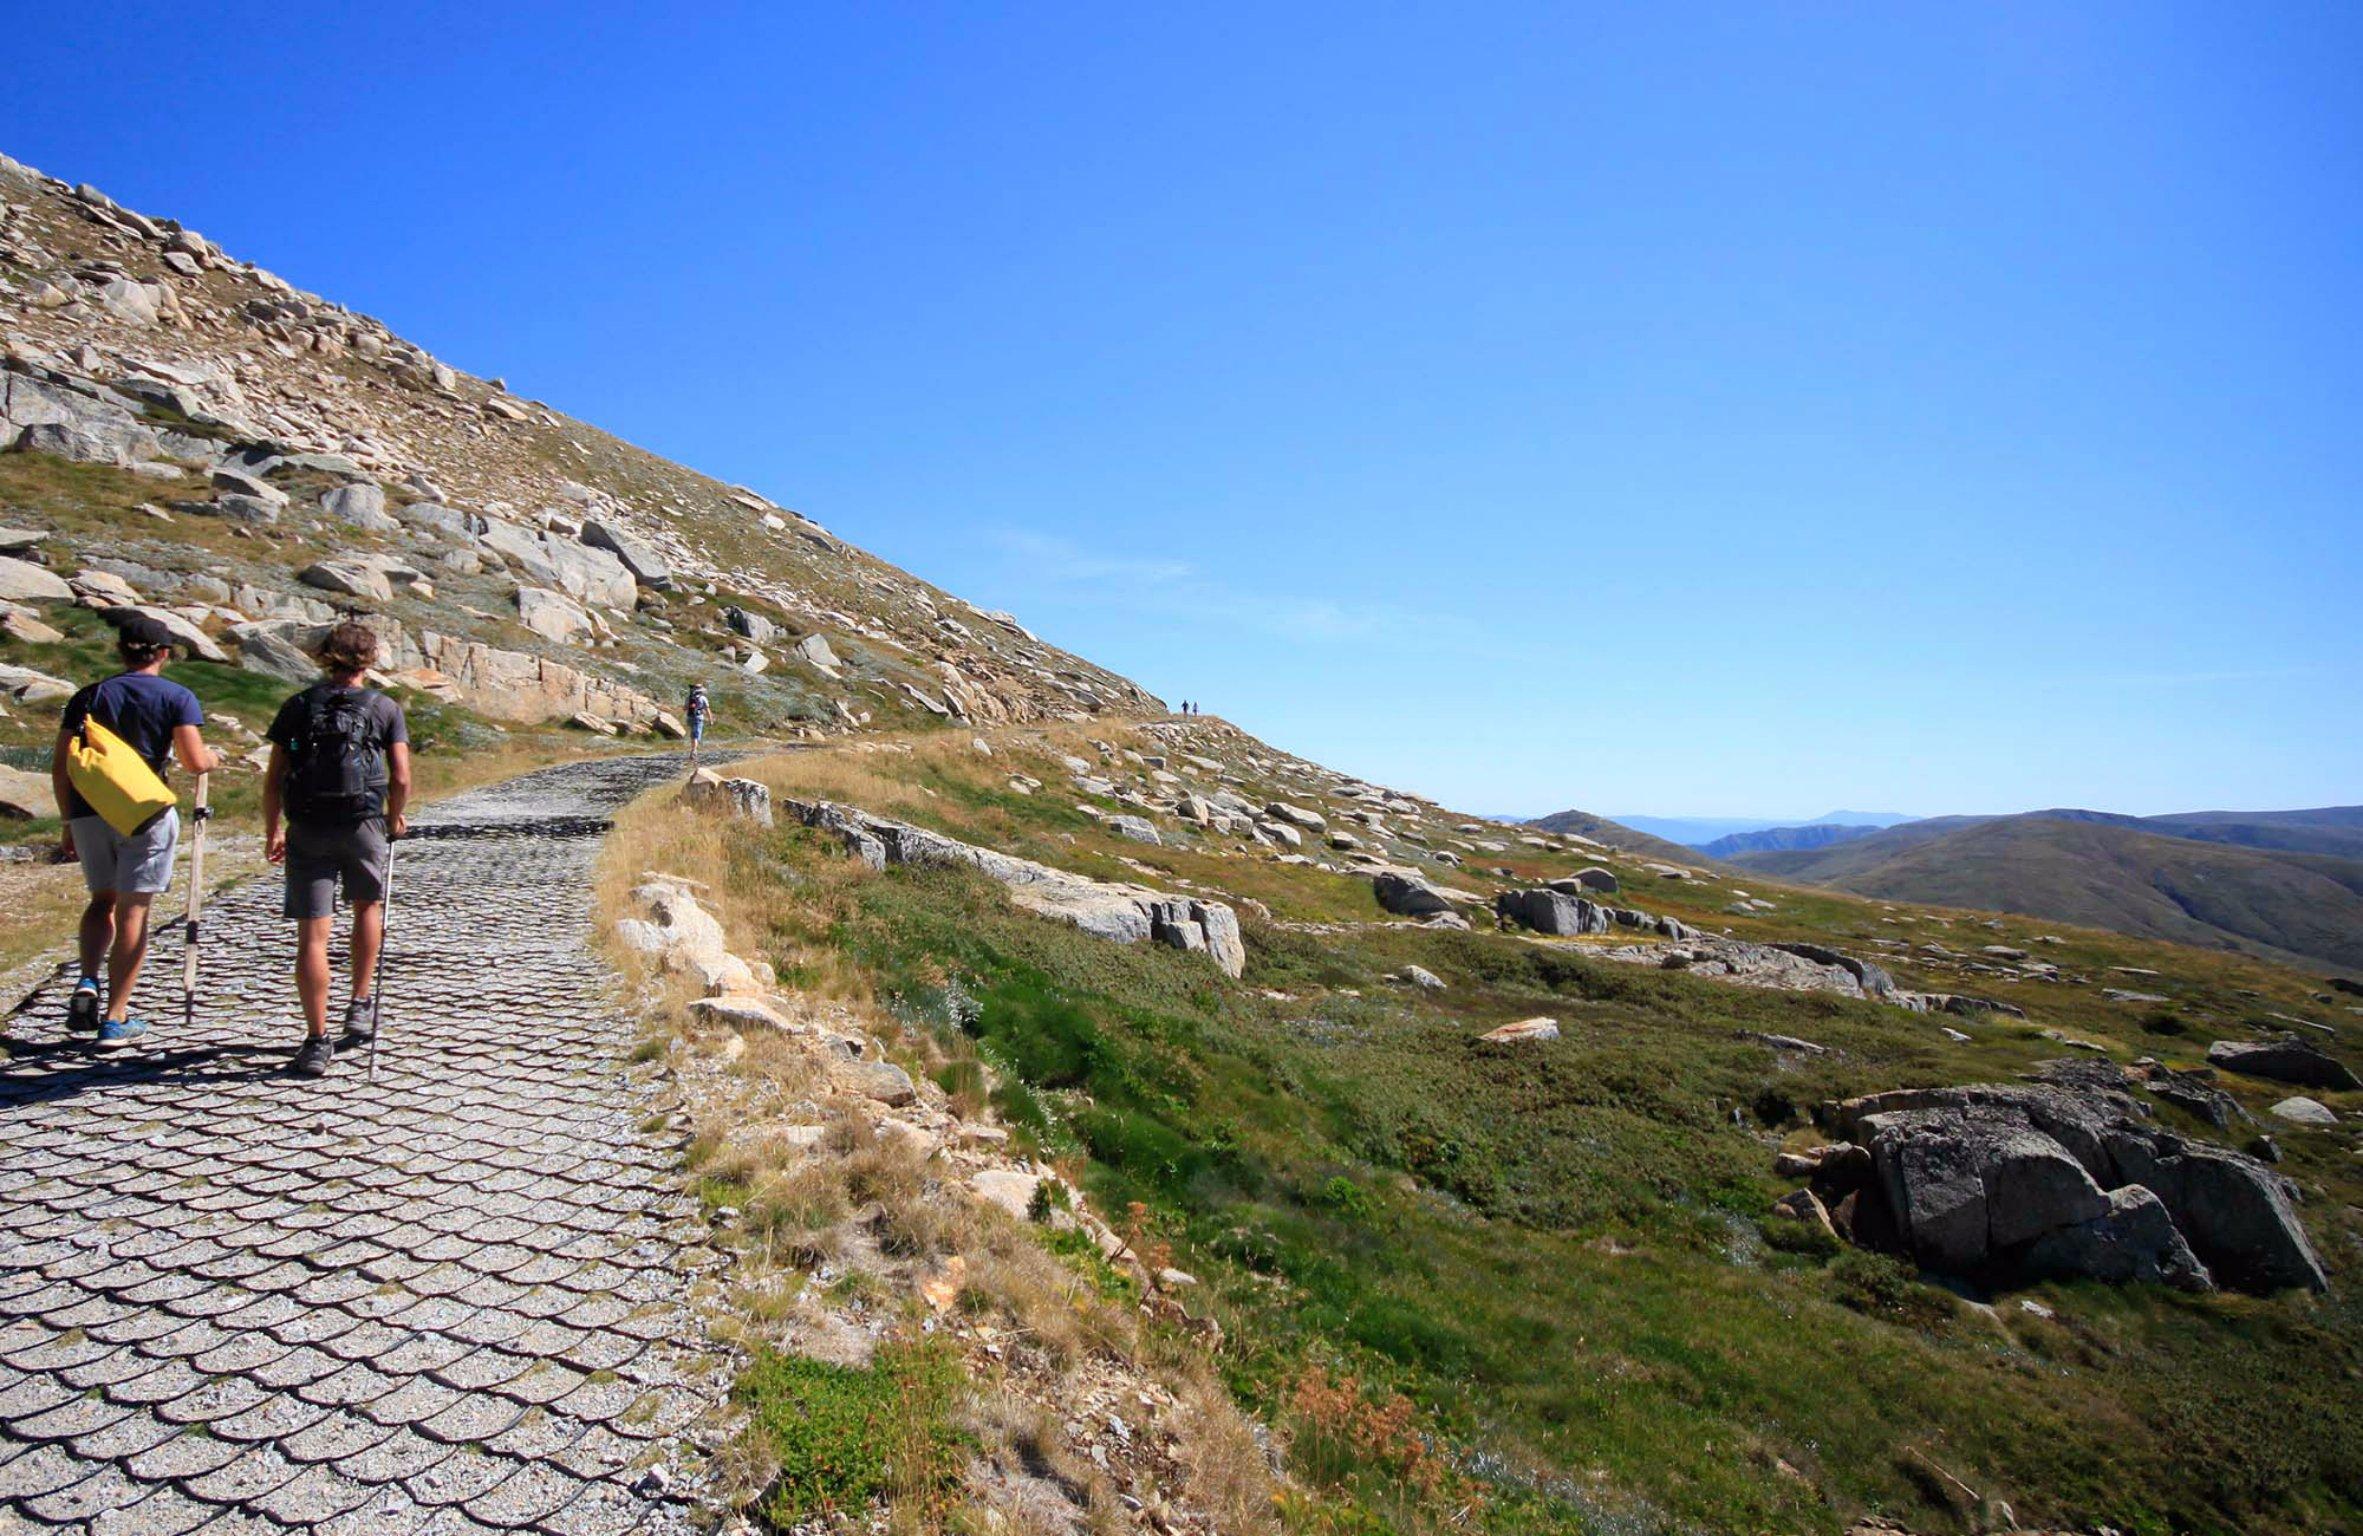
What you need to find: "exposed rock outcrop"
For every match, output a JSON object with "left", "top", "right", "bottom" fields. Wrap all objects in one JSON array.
[
  {"left": 1372, "top": 868, "right": 1458, "bottom": 918},
  {"left": 1768, "top": 941, "right": 1895, "bottom": 1000},
  {"left": 1803, "top": 1083, "right": 2327, "bottom": 1295},
  {"left": 786, "top": 797, "right": 1245, "bottom": 977},
  {"left": 1496, "top": 887, "right": 1613, "bottom": 935}
]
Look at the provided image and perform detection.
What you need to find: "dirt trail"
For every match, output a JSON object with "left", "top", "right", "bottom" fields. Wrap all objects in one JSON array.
[{"left": 0, "top": 754, "right": 720, "bottom": 1534}]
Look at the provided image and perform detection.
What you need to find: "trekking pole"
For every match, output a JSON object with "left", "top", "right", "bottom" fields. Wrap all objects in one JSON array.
[
  {"left": 181, "top": 772, "right": 211, "bottom": 1029},
  {"left": 368, "top": 825, "right": 396, "bottom": 1085}
]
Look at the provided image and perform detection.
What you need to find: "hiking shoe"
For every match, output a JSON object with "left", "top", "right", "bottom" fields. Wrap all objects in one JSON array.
[
  {"left": 94, "top": 1016, "right": 148, "bottom": 1051},
  {"left": 292, "top": 1035, "right": 335, "bottom": 1078},
  {"left": 339, "top": 997, "right": 377, "bottom": 1047},
  {"left": 66, "top": 978, "right": 102, "bottom": 1034}
]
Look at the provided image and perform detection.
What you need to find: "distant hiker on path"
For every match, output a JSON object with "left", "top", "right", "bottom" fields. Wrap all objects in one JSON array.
[
  {"left": 685, "top": 684, "right": 712, "bottom": 749},
  {"left": 51, "top": 613, "right": 221, "bottom": 1049},
  {"left": 262, "top": 621, "right": 411, "bottom": 1079}
]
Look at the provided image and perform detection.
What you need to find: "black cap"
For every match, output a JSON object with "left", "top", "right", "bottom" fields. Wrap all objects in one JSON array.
[{"left": 113, "top": 612, "right": 177, "bottom": 649}]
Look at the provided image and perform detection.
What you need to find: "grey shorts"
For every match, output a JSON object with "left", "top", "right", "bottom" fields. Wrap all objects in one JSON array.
[
  {"left": 284, "top": 820, "right": 391, "bottom": 920},
  {"left": 72, "top": 809, "right": 180, "bottom": 897}
]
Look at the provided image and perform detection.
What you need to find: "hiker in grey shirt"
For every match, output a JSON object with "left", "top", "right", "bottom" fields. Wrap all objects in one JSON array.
[{"left": 261, "top": 621, "right": 411, "bottom": 1079}]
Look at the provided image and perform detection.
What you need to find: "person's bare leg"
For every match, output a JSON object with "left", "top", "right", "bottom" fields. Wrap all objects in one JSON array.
[
  {"left": 349, "top": 902, "right": 383, "bottom": 1004},
  {"left": 78, "top": 894, "right": 116, "bottom": 980},
  {"left": 103, "top": 896, "right": 154, "bottom": 1023},
  {"left": 295, "top": 916, "right": 334, "bottom": 1038}
]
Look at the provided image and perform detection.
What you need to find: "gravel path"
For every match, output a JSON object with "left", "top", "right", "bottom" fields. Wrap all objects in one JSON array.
[{"left": 0, "top": 754, "right": 721, "bottom": 1534}]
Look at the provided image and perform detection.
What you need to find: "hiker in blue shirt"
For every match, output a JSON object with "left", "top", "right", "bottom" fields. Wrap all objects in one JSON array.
[{"left": 50, "top": 613, "right": 221, "bottom": 1049}]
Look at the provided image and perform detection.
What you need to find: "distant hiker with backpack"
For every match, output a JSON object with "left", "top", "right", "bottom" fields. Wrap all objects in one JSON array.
[
  {"left": 262, "top": 621, "right": 411, "bottom": 1079},
  {"left": 51, "top": 613, "right": 222, "bottom": 1049},
  {"left": 685, "top": 684, "right": 712, "bottom": 750}
]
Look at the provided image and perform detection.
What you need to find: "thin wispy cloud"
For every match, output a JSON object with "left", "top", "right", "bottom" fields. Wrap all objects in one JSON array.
[
  {"left": 988, "top": 529, "right": 1198, "bottom": 586},
  {"left": 980, "top": 526, "right": 1439, "bottom": 647}
]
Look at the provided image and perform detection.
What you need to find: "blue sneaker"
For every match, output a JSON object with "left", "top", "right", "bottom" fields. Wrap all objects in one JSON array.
[
  {"left": 67, "top": 978, "right": 102, "bottom": 1034},
  {"left": 94, "top": 1017, "right": 149, "bottom": 1051}
]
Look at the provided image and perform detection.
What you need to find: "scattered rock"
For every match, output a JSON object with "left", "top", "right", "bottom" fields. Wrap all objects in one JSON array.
[
  {"left": 299, "top": 560, "right": 392, "bottom": 603},
  {"left": 0, "top": 605, "right": 63, "bottom": 644},
  {"left": 0, "top": 556, "right": 72, "bottom": 604},
  {"left": 2269, "top": 1097, "right": 2337, "bottom": 1127},
  {"left": 581, "top": 520, "right": 672, "bottom": 589},
  {"left": 478, "top": 516, "right": 637, "bottom": 607},
  {"left": 0, "top": 763, "right": 52, "bottom": 818},
  {"left": 970, "top": 1169, "right": 1042, "bottom": 1222},
  {"left": 688, "top": 995, "right": 801, "bottom": 1033},
  {"left": 683, "top": 769, "right": 773, "bottom": 828},
  {"left": 516, "top": 585, "right": 595, "bottom": 643},
  {"left": 1372, "top": 869, "right": 1457, "bottom": 918},
  {"left": 2, "top": 372, "right": 158, "bottom": 464},
  {"left": 788, "top": 798, "right": 1246, "bottom": 977},
  {"left": 209, "top": 466, "right": 287, "bottom": 506},
  {"left": 843, "top": 1059, "right": 917, "bottom": 1107},
  {"left": 0, "top": 662, "right": 75, "bottom": 703},
  {"left": 1108, "top": 814, "right": 1161, "bottom": 845},
  {"left": 724, "top": 606, "right": 778, "bottom": 644},
  {"left": 1481, "top": 1017, "right": 1559, "bottom": 1044},
  {"left": 613, "top": 878, "right": 759, "bottom": 995},
  {"left": 321, "top": 481, "right": 398, "bottom": 532},
  {"left": 793, "top": 633, "right": 840, "bottom": 674},
  {"left": 1741, "top": 1031, "right": 1829, "bottom": 1055},
  {"left": 2207, "top": 1037, "right": 2359, "bottom": 1091}
]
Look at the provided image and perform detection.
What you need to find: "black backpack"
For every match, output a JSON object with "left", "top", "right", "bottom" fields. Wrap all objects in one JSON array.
[{"left": 285, "top": 685, "right": 387, "bottom": 824}]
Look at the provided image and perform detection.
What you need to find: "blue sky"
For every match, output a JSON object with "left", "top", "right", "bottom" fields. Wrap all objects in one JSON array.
[{"left": 7, "top": 3, "right": 2357, "bottom": 818}]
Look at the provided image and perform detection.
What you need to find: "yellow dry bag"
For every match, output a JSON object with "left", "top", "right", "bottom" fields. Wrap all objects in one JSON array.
[{"left": 65, "top": 716, "right": 177, "bottom": 836}]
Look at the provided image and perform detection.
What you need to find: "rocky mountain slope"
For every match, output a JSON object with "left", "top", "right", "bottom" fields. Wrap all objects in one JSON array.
[
  {"left": 0, "top": 151, "right": 1155, "bottom": 761},
  {"left": 1734, "top": 812, "right": 2363, "bottom": 973}
]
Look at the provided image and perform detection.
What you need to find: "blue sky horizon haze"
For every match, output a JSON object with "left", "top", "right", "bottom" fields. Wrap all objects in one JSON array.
[{"left": 4, "top": 3, "right": 2356, "bottom": 819}]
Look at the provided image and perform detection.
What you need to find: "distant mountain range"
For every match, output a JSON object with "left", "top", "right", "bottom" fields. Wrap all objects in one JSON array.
[
  {"left": 1522, "top": 801, "right": 2363, "bottom": 972},
  {"left": 1697, "top": 821, "right": 1896, "bottom": 859},
  {"left": 1604, "top": 810, "right": 1913, "bottom": 848},
  {"left": 1726, "top": 806, "right": 2363, "bottom": 973}
]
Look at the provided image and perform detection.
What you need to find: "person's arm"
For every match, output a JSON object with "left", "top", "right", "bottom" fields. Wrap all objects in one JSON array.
[
  {"left": 172, "top": 723, "right": 221, "bottom": 776},
  {"left": 386, "top": 742, "right": 412, "bottom": 839},
  {"left": 51, "top": 726, "right": 76, "bottom": 858},
  {"left": 262, "top": 743, "right": 288, "bottom": 863}
]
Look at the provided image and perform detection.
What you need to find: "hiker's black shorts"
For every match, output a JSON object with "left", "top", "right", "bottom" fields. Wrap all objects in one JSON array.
[{"left": 283, "top": 820, "right": 390, "bottom": 919}]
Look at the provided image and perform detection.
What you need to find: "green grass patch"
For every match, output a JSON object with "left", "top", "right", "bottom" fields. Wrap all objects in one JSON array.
[
  {"left": 734, "top": 1341, "right": 968, "bottom": 1530},
  {"left": 731, "top": 739, "right": 2363, "bottom": 1536}
]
